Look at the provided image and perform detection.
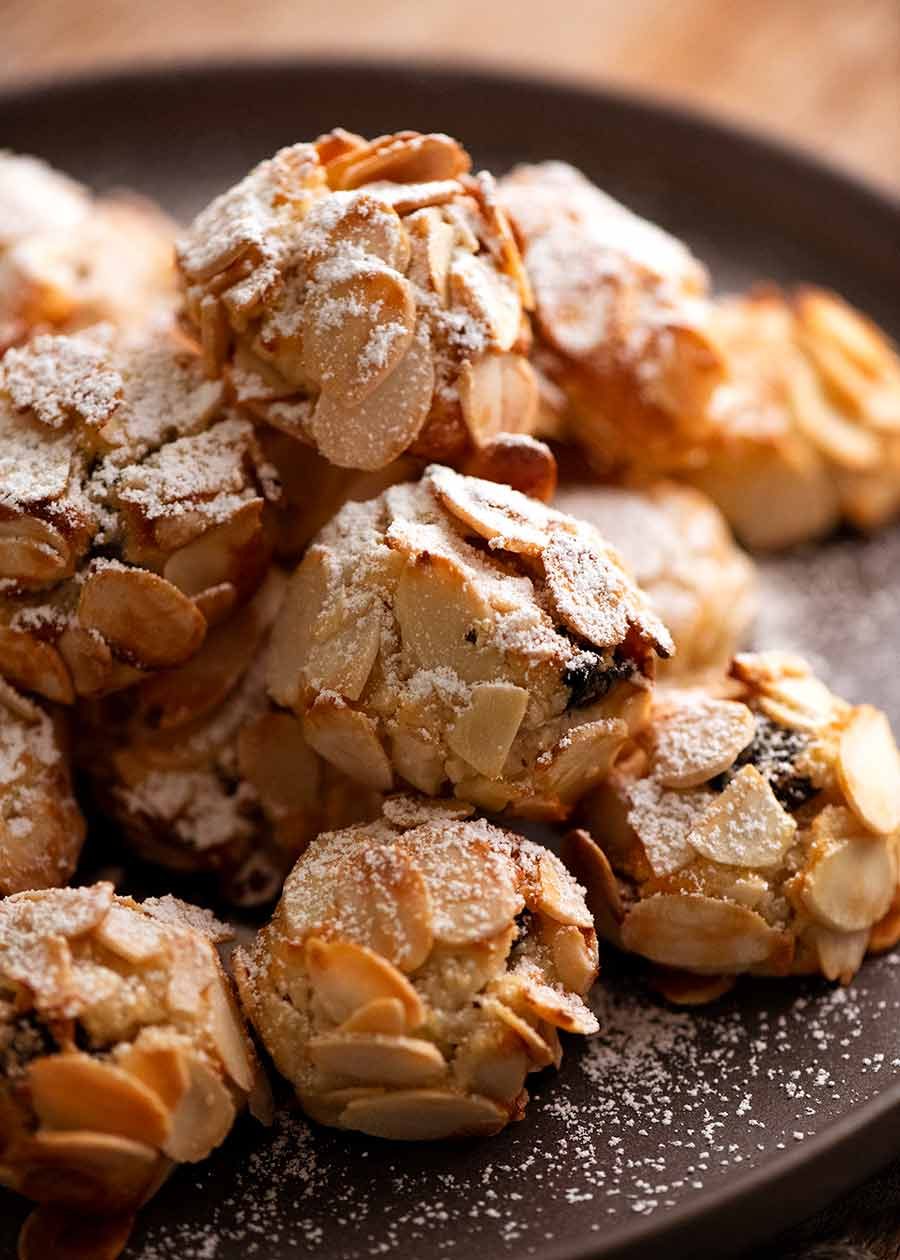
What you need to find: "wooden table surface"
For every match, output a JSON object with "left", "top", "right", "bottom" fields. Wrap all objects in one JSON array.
[{"left": 2, "top": 2, "right": 900, "bottom": 1258}]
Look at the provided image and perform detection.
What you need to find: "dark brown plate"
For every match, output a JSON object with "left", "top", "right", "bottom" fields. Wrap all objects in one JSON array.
[{"left": 1, "top": 59, "right": 900, "bottom": 1260}]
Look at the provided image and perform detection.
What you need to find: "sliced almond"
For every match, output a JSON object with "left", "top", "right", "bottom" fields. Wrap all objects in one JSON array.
[
  {"left": 802, "top": 828, "right": 895, "bottom": 933},
  {"left": 303, "top": 698, "right": 393, "bottom": 791},
  {"left": 164, "top": 1057, "right": 235, "bottom": 1164},
  {"left": 730, "top": 652, "right": 811, "bottom": 687},
  {"left": 94, "top": 905, "right": 164, "bottom": 964},
  {"left": 756, "top": 673, "right": 837, "bottom": 732},
  {"left": 560, "top": 828, "right": 626, "bottom": 929},
  {"left": 868, "top": 885, "right": 900, "bottom": 953},
  {"left": 543, "top": 530, "right": 633, "bottom": 650},
  {"left": 507, "top": 967, "right": 598, "bottom": 1035},
  {"left": 530, "top": 717, "right": 630, "bottom": 807},
  {"left": 78, "top": 568, "right": 206, "bottom": 670},
  {"left": 339, "top": 1088, "right": 507, "bottom": 1140},
  {"left": 651, "top": 698, "right": 755, "bottom": 789},
  {"left": 480, "top": 997, "right": 555, "bottom": 1068},
  {"left": 304, "top": 266, "right": 415, "bottom": 406},
  {"left": 305, "top": 603, "right": 382, "bottom": 701},
  {"left": 527, "top": 850, "right": 594, "bottom": 930},
  {"left": 837, "top": 705, "right": 900, "bottom": 835},
  {"left": 338, "top": 997, "right": 408, "bottom": 1036},
  {"left": 453, "top": 1024, "right": 528, "bottom": 1101},
  {"left": 266, "top": 545, "right": 331, "bottom": 710},
  {"left": 458, "top": 353, "right": 539, "bottom": 446},
  {"left": 390, "top": 728, "right": 447, "bottom": 795},
  {"left": 462, "top": 434, "right": 557, "bottom": 503},
  {"left": 426, "top": 463, "right": 558, "bottom": 555},
  {"left": 806, "top": 924, "right": 869, "bottom": 984},
  {"left": 326, "top": 132, "right": 470, "bottom": 190},
  {"left": 686, "top": 766, "right": 797, "bottom": 869},
  {"left": 205, "top": 967, "right": 255, "bottom": 1093},
  {"left": 304, "top": 937, "right": 424, "bottom": 1028},
  {"left": 447, "top": 682, "right": 528, "bottom": 779},
  {"left": 542, "top": 922, "right": 599, "bottom": 994},
  {"left": 310, "top": 324, "right": 434, "bottom": 470},
  {"left": 332, "top": 844, "right": 433, "bottom": 971},
  {"left": 646, "top": 967, "right": 737, "bottom": 1006},
  {"left": 162, "top": 500, "right": 266, "bottom": 601},
  {"left": 0, "top": 516, "right": 72, "bottom": 589},
  {"left": 28, "top": 1054, "right": 171, "bottom": 1148},
  {"left": 116, "top": 1036, "right": 190, "bottom": 1112},
  {"left": 18, "top": 1203, "right": 137, "bottom": 1260},
  {"left": 15, "top": 1130, "right": 162, "bottom": 1212},
  {"left": 620, "top": 893, "right": 783, "bottom": 971},
  {"left": 0, "top": 624, "right": 73, "bottom": 704},
  {"left": 308, "top": 1033, "right": 446, "bottom": 1087},
  {"left": 449, "top": 252, "right": 521, "bottom": 351},
  {"left": 300, "top": 191, "right": 410, "bottom": 272},
  {"left": 238, "top": 711, "right": 323, "bottom": 817},
  {"left": 405, "top": 207, "right": 455, "bottom": 299}
]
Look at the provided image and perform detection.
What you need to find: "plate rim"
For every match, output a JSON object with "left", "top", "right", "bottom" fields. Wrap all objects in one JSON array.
[{"left": 1, "top": 55, "right": 899, "bottom": 1260}]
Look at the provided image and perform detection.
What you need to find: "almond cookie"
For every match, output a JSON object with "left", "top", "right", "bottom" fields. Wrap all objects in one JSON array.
[
  {"left": 177, "top": 130, "right": 537, "bottom": 472},
  {"left": 0, "top": 152, "right": 176, "bottom": 351},
  {"left": 80, "top": 572, "right": 381, "bottom": 905},
  {"left": 686, "top": 287, "right": 900, "bottom": 548},
  {"left": 0, "top": 678, "right": 84, "bottom": 896},
  {"left": 0, "top": 325, "right": 273, "bottom": 702},
  {"left": 234, "top": 799, "right": 598, "bottom": 1139},
  {"left": 554, "top": 482, "right": 756, "bottom": 680},
  {"left": 498, "top": 161, "right": 726, "bottom": 478},
  {"left": 0, "top": 884, "right": 267, "bottom": 1259},
  {"left": 267, "top": 465, "right": 672, "bottom": 818},
  {"left": 573, "top": 652, "right": 900, "bottom": 999}
]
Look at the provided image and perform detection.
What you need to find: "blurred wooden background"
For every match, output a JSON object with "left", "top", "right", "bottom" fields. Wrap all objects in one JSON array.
[{"left": 3, "top": 0, "right": 899, "bottom": 194}]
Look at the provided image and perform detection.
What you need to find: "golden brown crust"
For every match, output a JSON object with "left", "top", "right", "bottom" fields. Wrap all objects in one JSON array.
[{"left": 235, "top": 799, "right": 598, "bottom": 1139}]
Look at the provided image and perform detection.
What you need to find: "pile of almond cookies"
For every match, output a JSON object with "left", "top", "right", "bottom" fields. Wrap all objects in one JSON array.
[{"left": 1, "top": 131, "right": 899, "bottom": 1259}]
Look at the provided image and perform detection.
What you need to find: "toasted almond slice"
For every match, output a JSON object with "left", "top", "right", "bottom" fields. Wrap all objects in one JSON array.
[
  {"left": 266, "top": 545, "right": 331, "bottom": 710},
  {"left": 426, "top": 463, "right": 559, "bottom": 554},
  {"left": 0, "top": 517, "right": 72, "bottom": 589},
  {"left": 510, "top": 968, "right": 598, "bottom": 1034},
  {"left": 305, "top": 937, "right": 424, "bottom": 1028},
  {"left": 116, "top": 1036, "right": 190, "bottom": 1112},
  {"left": 18, "top": 1203, "right": 136, "bottom": 1260},
  {"left": 405, "top": 207, "right": 455, "bottom": 299},
  {"left": 57, "top": 623, "right": 143, "bottom": 698},
  {"left": 390, "top": 728, "right": 447, "bottom": 795},
  {"left": 238, "top": 711, "right": 322, "bottom": 817},
  {"left": 327, "top": 132, "right": 470, "bottom": 190},
  {"left": 393, "top": 546, "right": 503, "bottom": 685},
  {"left": 304, "top": 267, "right": 416, "bottom": 406},
  {"left": 303, "top": 698, "right": 393, "bottom": 791},
  {"left": 447, "top": 682, "right": 528, "bottom": 779},
  {"left": 543, "top": 530, "right": 631, "bottom": 650},
  {"left": 647, "top": 967, "right": 737, "bottom": 1006},
  {"left": 16, "top": 1130, "right": 162, "bottom": 1212},
  {"left": 620, "top": 894, "right": 782, "bottom": 971},
  {"left": 94, "top": 905, "right": 164, "bottom": 964},
  {"left": 301, "top": 191, "right": 410, "bottom": 272},
  {"left": 868, "top": 885, "right": 900, "bottom": 953},
  {"left": 306, "top": 604, "right": 382, "bottom": 701},
  {"left": 338, "top": 998, "right": 408, "bottom": 1036},
  {"left": 449, "top": 252, "right": 521, "bottom": 351},
  {"left": 806, "top": 925, "right": 869, "bottom": 984},
  {"left": 686, "top": 766, "right": 797, "bottom": 869},
  {"left": 78, "top": 568, "right": 206, "bottom": 670},
  {"left": 531, "top": 717, "right": 630, "bottom": 806},
  {"left": 333, "top": 845, "right": 433, "bottom": 971},
  {"left": 802, "top": 830, "right": 895, "bottom": 932},
  {"left": 28, "top": 1054, "right": 171, "bottom": 1148},
  {"left": 837, "top": 705, "right": 900, "bottom": 834},
  {"left": 479, "top": 997, "right": 555, "bottom": 1067},
  {"left": 462, "top": 434, "right": 557, "bottom": 503},
  {"left": 364, "top": 179, "right": 463, "bottom": 215},
  {"left": 527, "top": 850, "right": 594, "bottom": 930},
  {"left": 308, "top": 1033, "right": 446, "bottom": 1086},
  {"left": 339, "top": 1088, "right": 507, "bottom": 1140},
  {"left": 453, "top": 1025, "right": 529, "bottom": 1102},
  {"left": 560, "top": 828, "right": 626, "bottom": 928},
  {"left": 730, "top": 652, "right": 811, "bottom": 686},
  {"left": 651, "top": 698, "right": 755, "bottom": 789},
  {"left": 162, "top": 499, "right": 266, "bottom": 601},
  {"left": 542, "top": 922, "right": 599, "bottom": 994},
  {"left": 205, "top": 967, "right": 255, "bottom": 1093},
  {"left": 311, "top": 324, "right": 434, "bottom": 470},
  {"left": 164, "top": 1057, "right": 235, "bottom": 1164},
  {"left": 0, "top": 626, "right": 73, "bottom": 705},
  {"left": 397, "top": 822, "right": 522, "bottom": 946},
  {"left": 458, "top": 353, "right": 538, "bottom": 446},
  {"left": 756, "top": 673, "right": 837, "bottom": 732}
]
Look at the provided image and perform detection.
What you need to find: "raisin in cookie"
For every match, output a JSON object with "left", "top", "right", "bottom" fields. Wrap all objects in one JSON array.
[
  {"left": 267, "top": 465, "right": 672, "bottom": 818},
  {"left": 234, "top": 798, "right": 598, "bottom": 1140},
  {"left": 0, "top": 326, "right": 272, "bottom": 701},
  {"left": 555, "top": 482, "right": 756, "bottom": 681},
  {"left": 498, "top": 161, "right": 725, "bottom": 478},
  {"left": 0, "top": 679, "right": 84, "bottom": 896},
  {"left": 177, "top": 130, "right": 537, "bottom": 472},
  {"left": 80, "top": 572, "right": 381, "bottom": 905},
  {"left": 0, "top": 884, "right": 266, "bottom": 1259},
  {"left": 572, "top": 652, "right": 900, "bottom": 1000},
  {"left": 0, "top": 152, "right": 176, "bottom": 352},
  {"left": 686, "top": 287, "right": 900, "bottom": 548}
]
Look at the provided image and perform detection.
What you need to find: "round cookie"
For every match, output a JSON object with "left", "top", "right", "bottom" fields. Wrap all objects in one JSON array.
[
  {"left": 177, "top": 129, "right": 537, "bottom": 472},
  {"left": 554, "top": 482, "right": 756, "bottom": 680},
  {"left": 0, "top": 884, "right": 266, "bottom": 1257},
  {"left": 233, "top": 798, "right": 598, "bottom": 1140},
  {"left": 0, "top": 325, "right": 272, "bottom": 701},
  {"left": 80, "top": 572, "right": 382, "bottom": 905},
  {"left": 0, "top": 152, "right": 176, "bottom": 351},
  {"left": 0, "top": 679, "right": 84, "bottom": 896},
  {"left": 267, "top": 464, "right": 672, "bottom": 818},
  {"left": 687, "top": 287, "right": 900, "bottom": 548},
  {"left": 573, "top": 651, "right": 900, "bottom": 1000},
  {"left": 498, "top": 160, "right": 726, "bottom": 478}
]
